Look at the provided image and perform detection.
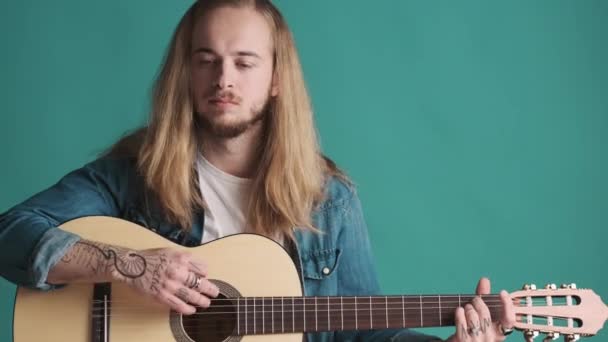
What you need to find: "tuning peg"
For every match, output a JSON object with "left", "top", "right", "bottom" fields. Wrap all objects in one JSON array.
[
  {"left": 569, "top": 283, "right": 577, "bottom": 289},
  {"left": 522, "top": 284, "right": 537, "bottom": 290},
  {"left": 561, "top": 284, "right": 568, "bottom": 289},
  {"left": 524, "top": 330, "right": 539, "bottom": 341},
  {"left": 565, "top": 334, "right": 581, "bottom": 342},
  {"left": 544, "top": 284, "right": 557, "bottom": 290},
  {"left": 543, "top": 332, "right": 559, "bottom": 341}
]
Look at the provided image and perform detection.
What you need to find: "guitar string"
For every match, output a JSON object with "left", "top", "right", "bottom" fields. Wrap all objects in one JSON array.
[
  {"left": 90, "top": 311, "right": 577, "bottom": 335},
  {"left": 87, "top": 295, "right": 510, "bottom": 305},
  {"left": 88, "top": 305, "right": 510, "bottom": 316},
  {"left": 88, "top": 303, "right": 569, "bottom": 314},
  {"left": 88, "top": 311, "right": 573, "bottom": 335},
  {"left": 87, "top": 300, "right": 510, "bottom": 312},
  {"left": 87, "top": 293, "right": 571, "bottom": 305},
  {"left": 87, "top": 298, "right": 557, "bottom": 310},
  {"left": 86, "top": 302, "right": 560, "bottom": 317}
]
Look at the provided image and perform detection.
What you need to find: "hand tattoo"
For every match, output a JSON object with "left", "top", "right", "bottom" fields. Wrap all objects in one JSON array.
[
  {"left": 149, "top": 253, "right": 169, "bottom": 293},
  {"left": 481, "top": 318, "right": 490, "bottom": 333},
  {"left": 460, "top": 324, "right": 468, "bottom": 340},
  {"left": 177, "top": 288, "right": 191, "bottom": 303},
  {"left": 189, "top": 261, "right": 204, "bottom": 274}
]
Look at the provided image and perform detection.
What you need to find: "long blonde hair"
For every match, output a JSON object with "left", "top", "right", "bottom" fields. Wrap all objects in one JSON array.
[{"left": 107, "top": 0, "right": 346, "bottom": 241}]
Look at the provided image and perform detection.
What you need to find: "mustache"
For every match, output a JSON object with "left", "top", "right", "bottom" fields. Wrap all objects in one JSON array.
[{"left": 206, "top": 90, "right": 242, "bottom": 104}]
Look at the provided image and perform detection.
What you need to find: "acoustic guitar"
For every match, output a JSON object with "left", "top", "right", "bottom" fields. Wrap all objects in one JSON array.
[{"left": 12, "top": 216, "right": 608, "bottom": 341}]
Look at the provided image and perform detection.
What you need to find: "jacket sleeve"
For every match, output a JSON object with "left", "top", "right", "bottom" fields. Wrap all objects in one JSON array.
[
  {"left": 333, "top": 189, "right": 443, "bottom": 342},
  {"left": 0, "top": 157, "right": 128, "bottom": 290}
]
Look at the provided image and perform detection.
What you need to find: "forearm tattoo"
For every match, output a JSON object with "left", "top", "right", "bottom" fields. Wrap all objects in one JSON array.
[{"left": 61, "top": 240, "right": 146, "bottom": 279}]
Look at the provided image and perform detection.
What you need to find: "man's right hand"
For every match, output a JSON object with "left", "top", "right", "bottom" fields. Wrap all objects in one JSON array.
[{"left": 48, "top": 240, "right": 220, "bottom": 315}]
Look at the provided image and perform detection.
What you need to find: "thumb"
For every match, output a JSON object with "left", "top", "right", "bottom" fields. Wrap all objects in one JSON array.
[{"left": 476, "top": 277, "right": 491, "bottom": 295}]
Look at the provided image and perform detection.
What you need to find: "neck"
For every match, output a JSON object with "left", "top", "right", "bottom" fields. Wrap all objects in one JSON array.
[
  {"left": 221, "top": 294, "right": 502, "bottom": 335},
  {"left": 200, "top": 123, "right": 263, "bottom": 178}
]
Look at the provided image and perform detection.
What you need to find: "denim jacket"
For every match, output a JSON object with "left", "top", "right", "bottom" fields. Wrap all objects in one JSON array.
[{"left": 0, "top": 156, "right": 440, "bottom": 342}]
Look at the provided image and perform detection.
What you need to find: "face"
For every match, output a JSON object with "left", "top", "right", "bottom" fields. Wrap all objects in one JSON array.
[{"left": 190, "top": 6, "right": 278, "bottom": 139}]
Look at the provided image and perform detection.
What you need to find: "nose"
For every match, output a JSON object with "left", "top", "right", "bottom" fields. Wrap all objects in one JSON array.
[{"left": 214, "top": 60, "right": 234, "bottom": 89}]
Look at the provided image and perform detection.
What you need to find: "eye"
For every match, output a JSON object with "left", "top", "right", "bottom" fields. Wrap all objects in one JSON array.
[
  {"left": 236, "top": 61, "right": 255, "bottom": 69},
  {"left": 197, "top": 59, "right": 214, "bottom": 66}
]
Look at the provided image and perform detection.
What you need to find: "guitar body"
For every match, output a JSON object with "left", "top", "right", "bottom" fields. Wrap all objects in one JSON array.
[{"left": 13, "top": 216, "right": 304, "bottom": 342}]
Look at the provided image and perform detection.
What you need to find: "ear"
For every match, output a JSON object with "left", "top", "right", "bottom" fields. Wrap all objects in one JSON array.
[{"left": 270, "top": 70, "right": 279, "bottom": 97}]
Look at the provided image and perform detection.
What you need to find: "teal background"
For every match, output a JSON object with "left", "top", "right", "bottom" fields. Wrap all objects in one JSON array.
[{"left": 1, "top": 0, "right": 606, "bottom": 340}]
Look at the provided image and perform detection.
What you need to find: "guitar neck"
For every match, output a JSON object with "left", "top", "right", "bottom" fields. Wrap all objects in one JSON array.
[{"left": 230, "top": 294, "right": 501, "bottom": 335}]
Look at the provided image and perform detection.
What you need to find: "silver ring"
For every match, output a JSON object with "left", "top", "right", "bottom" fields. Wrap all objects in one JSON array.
[
  {"left": 188, "top": 274, "right": 202, "bottom": 290},
  {"left": 499, "top": 323, "right": 514, "bottom": 336}
]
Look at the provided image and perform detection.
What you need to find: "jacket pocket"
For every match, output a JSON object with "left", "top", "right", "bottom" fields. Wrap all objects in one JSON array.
[{"left": 301, "top": 248, "right": 342, "bottom": 280}]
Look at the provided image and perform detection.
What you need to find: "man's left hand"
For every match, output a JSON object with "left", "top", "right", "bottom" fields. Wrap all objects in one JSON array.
[{"left": 446, "top": 277, "right": 516, "bottom": 341}]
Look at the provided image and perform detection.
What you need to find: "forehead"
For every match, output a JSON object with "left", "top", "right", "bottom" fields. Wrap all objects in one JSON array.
[{"left": 191, "top": 6, "right": 274, "bottom": 57}]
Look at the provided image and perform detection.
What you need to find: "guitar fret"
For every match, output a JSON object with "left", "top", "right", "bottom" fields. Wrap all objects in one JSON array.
[
  {"left": 237, "top": 297, "right": 240, "bottom": 335},
  {"left": 340, "top": 296, "right": 344, "bottom": 331},
  {"left": 245, "top": 297, "right": 248, "bottom": 335},
  {"left": 327, "top": 296, "right": 330, "bottom": 331},
  {"left": 304, "top": 297, "right": 306, "bottom": 332},
  {"left": 369, "top": 296, "right": 372, "bottom": 328},
  {"left": 271, "top": 296, "right": 274, "bottom": 334},
  {"left": 385, "top": 296, "right": 388, "bottom": 328},
  {"left": 315, "top": 296, "right": 318, "bottom": 331},
  {"left": 262, "top": 297, "right": 265, "bottom": 334},
  {"left": 281, "top": 297, "right": 284, "bottom": 333},
  {"left": 355, "top": 297, "right": 358, "bottom": 330},
  {"left": 420, "top": 295, "right": 423, "bottom": 327},
  {"left": 292, "top": 297, "right": 295, "bottom": 332},
  {"left": 402, "top": 295, "right": 405, "bottom": 327},
  {"left": 438, "top": 295, "right": 442, "bottom": 326}
]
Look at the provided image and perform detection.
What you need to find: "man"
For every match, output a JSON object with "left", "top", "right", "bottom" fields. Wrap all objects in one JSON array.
[{"left": 0, "top": 0, "right": 514, "bottom": 341}]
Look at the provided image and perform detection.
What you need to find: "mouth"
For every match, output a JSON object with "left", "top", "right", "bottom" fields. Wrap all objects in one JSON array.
[
  {"left": 209, "top": 97, "right": 239, "bottom": 105},
  {"left": 208, "top": 99, "right": 238, "bottom": 110}
]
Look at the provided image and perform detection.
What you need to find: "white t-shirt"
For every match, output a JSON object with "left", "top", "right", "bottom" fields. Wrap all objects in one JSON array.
[{"left": 196, "top": 155, "right": 251, "bottom": 244}]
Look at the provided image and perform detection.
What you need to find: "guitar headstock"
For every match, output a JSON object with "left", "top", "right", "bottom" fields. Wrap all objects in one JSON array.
[{"left": 510, "top": 283, "right": 608, "bottom": 341}]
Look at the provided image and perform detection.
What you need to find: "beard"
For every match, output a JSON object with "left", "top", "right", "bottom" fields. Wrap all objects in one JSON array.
[{"left": 197, "top": 101, "right": 270, "bottom": 139}]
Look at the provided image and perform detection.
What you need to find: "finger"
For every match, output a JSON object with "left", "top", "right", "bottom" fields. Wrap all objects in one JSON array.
[
  {"left": 195, "top": 277, "right": 220, "bottom": 298},
  {"left": 188, "top": 259, "right": 208, "bottom": 277},
  {"left": 166, "top": 263, "right": 189, "bottom": 283},
  {"left": 175, "top": 286, "right": 212, "bottom": 309},
  {"left": 454, "top": 306, "right": 469, "bottom": 341},
  {"left": 471, "top": 296, "right": 494, "bottom": 338},
  {"left": 165, "top": 280, "right": 212, "bottom": 309},
  {"left": 496, "top": 290, "right": 516, "bottom": 338},
  {"left": 464, "top": 304, "right": 481, "bottom": 340},
  {"left": 475, "top": 277, "right": 491, "bottom": 295},
  {"left": 159, "top": 290, "right": 196, "bottom": 315}
]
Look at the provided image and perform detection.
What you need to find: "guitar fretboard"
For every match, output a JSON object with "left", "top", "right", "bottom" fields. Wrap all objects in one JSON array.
[{"left": 228, "top": 295, "right": 501, "bottom": 335}]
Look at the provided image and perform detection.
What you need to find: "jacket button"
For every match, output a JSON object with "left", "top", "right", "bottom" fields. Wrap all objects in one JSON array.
[{"left": 322, "top": 267, "right": 330, "bottom": 275}]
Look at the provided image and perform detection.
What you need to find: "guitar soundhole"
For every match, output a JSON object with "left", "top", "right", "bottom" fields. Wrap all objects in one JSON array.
[{"left": 182, "top": 293, "right": 238, "bottom": 342}]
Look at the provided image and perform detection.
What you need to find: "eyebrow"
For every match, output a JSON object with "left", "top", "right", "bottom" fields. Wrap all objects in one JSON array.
[{"left": 193, "top": 47, "right": 262, "bottom": 59}]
